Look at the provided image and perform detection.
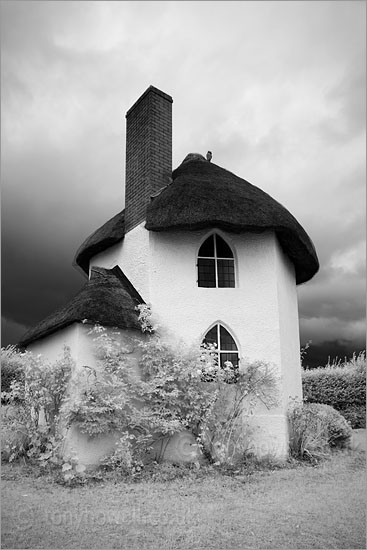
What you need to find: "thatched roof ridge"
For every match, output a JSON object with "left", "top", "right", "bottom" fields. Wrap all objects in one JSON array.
[
  {"left": 74, "top": 210, "right": 125, "bottom": 274},
  {"left": 145, "top": 158, "right": 319, "bottom": 284},
  {"left": 19, "top": 267, "right": 143, "bottom": 347}
]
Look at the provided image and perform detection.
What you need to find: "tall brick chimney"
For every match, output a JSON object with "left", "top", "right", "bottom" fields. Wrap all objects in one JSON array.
[{"left": 125, "top": 86, "right": 173, "bottom": 233}]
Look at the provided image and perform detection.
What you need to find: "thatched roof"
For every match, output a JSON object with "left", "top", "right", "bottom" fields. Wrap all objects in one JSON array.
[
  {"left": 19, "top": 267, "right": 144, "bottom": 347},
  {"left": 145, "top": 155, "right": 319, "bottom": 284},
  {"left": 74, "top": 210, "right": 125, "bottom": 274},
  {"left": 73, "top": 155, "right": 318, "bottom": 284}
]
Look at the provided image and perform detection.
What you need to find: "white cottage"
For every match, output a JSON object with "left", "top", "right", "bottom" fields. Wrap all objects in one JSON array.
[{"left": 20, "top": 86, "right": 319, "bottom": 462}]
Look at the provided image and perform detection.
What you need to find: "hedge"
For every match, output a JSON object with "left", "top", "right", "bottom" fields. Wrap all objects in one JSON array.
[{"left": 302, "top": 363, "right": 366, "bottom": 429}]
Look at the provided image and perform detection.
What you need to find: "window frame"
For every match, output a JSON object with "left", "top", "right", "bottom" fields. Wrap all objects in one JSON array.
[{"left": 197, "top": 232, "right": 236, "bottom": 288}]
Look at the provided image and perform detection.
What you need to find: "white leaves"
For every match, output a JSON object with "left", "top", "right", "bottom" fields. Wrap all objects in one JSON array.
[
  {"left": 38, "top": 451, "right": 53, "bottom": 461},
  {"left": 135, "top": 304, "right": 158, "bottom": 333}
]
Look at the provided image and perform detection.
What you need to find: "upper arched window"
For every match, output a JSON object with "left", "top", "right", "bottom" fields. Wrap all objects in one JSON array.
[{"left": 197, "top": 234, "right": 235, "bottom": 287}]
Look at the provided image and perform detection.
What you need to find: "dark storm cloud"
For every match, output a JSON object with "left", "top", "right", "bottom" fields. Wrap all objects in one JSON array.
[
  {"left": 1, "top": 318, "right": 29, "bottom": 348},
  {"left": 298, "top": 271, "right": 365, "bottom": 322},
  {"left": 302, "top": 340, "right": 366, "bottom": 370},
  {"left": 1, "top": 138, "right": 122, "bottom": 337},
  {"left": 1, "top": 0, "right": 129, "bottom": 343}
]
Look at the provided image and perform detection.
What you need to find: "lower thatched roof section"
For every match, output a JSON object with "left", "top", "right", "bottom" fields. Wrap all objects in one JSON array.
[
  {"left": 19, "top": 267, "right": 144, "bottom": 347},
  {"left": 145, "top": 156, "right": 319, "bottom": 284},
  {"left": 74, "top": 210, "right": 125, "bottom": 274}
]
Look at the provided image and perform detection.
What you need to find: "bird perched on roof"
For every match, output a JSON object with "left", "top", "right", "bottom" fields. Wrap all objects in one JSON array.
[{"left": 206, "top": 151, "right": 212, "bottom": 162}]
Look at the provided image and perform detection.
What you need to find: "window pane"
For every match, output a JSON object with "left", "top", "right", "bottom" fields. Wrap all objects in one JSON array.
[
  {"left": 220, "top": 352, "right": 239, "bottom": 383},
  {"left": 198, "top": 235, "right": 215, "bottom": 257},
  {"left": 216, "top": 235, "right": 233, "bottom": 258},
  {"left": 220, "top": 326, "right": 238, "bottom": 350},
  {"left": 204, "top": 326, "right": 218, "bottom": 347},
  {"left": 217, "top": 260, "right": 235, "bottom": 287},
  {"left": 220, "top": 352, "right": 239, "bottom": 368},
  {"left": 198, "top": 259, "right": 216, "bottom": 287}
]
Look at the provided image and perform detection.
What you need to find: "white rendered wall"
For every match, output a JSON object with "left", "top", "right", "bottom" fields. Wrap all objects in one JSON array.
[
  {"left": 148, "top": 229, "right": 280, "bottom": 360},
  {"left": 28, "top": 323, "right": 143, "bottom": 466},
  {"left": 91, "top": 225, "right": 283, "bottom": 363},
  {"left": 274, "top": 238, "right": 303, "bottom": 407},
  {"left": 90, "top": 222, "right": 150, "bottom": 300},
  {"left": 148, "top": 228, "right": 289, "bottom": 458},
  {"left": 89, "top": 224, "right": 303, "bottom": 459},
  {"left": 28, "top": 324, "right": 80, "bottom": 363},
  {"left": 28, "top": 323, "right": 138, "bottom": 372}
]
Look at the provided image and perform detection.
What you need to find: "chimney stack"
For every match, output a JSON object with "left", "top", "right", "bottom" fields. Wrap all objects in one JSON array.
[{"left": 125, "top": 86, "right": 173, "bottom": 233}]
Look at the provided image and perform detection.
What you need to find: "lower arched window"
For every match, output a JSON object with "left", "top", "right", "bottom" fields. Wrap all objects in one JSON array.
[{"left": 202, "top": 324, "right": 239, "bottom": 382}]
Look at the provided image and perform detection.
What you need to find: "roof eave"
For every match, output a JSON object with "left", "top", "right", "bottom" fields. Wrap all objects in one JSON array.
[{"left": 73, "top": 210, "right": 126, "bottom": 274}]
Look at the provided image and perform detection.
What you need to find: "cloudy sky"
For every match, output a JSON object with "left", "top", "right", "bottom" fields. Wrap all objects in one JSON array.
[{"left": 1, "top": 1, "right": 365, "bottom": 367}]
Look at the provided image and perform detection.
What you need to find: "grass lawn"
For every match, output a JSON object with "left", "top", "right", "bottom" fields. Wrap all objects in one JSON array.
[{"left": 1, "top": 450, "right": 365, "bottom": 550}]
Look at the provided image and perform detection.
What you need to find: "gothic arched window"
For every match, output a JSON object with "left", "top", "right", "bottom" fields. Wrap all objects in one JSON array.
[
  {"left": 197, "top": 234, "right": 235, "bottom": 288},
  {"left": 203, "top": 324, "right": 239, "bottom": 382}
]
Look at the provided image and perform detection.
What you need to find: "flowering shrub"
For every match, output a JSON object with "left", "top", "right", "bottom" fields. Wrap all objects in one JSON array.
[
  {"left": 136, "top": 303, "right": 157, "bottom": 333},
  {"left": 66, "top": 311, "right": 280, "bottom": 471},
  {"left": 1, "top": 346, "right": 73, "bottom": 463},
  {"left": 65, "top": 327, "right": 221, "bottom": 470},
  {"left": 1, "top": 306, "right": 280, "bottom": 476},
  {"left": 201, "top": 358, "right": 279, "bottom": 465},
  {"left": 1, "top": 345, "right": 25, "bottom": 395}
]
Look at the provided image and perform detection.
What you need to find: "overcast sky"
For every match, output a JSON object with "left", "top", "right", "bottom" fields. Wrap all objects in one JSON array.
[{"left": 1, "top": 1, "right": 365, "bottom": 366}]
